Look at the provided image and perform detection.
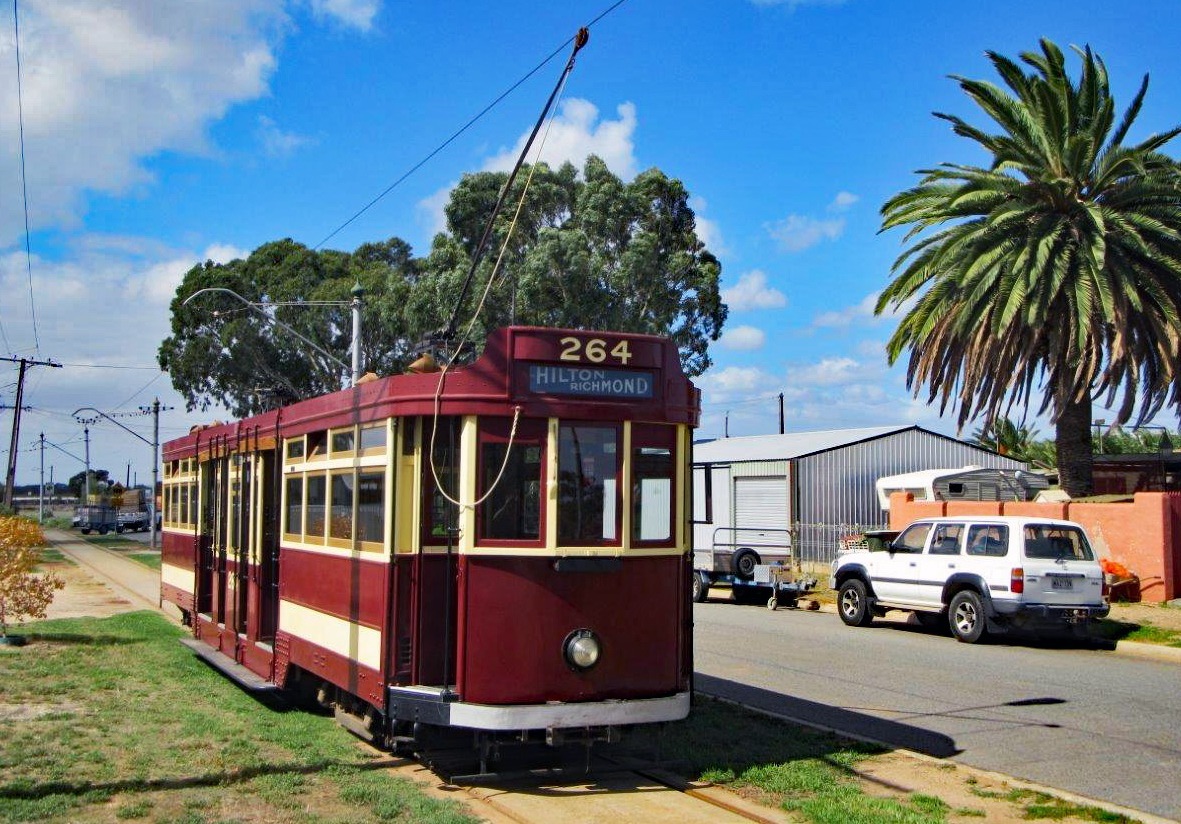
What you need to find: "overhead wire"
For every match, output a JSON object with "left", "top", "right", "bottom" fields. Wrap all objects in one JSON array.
[
  {"left": 311, "top": 0, "right": 629, "bottom": 251},
  {"left": 11, "top": 0, "right": 39, "bottom": 354}
]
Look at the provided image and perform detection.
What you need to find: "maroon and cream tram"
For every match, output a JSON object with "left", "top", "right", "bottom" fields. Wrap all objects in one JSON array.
[{"left": 160, "top": 326, "right": 697, "bottom": 759}]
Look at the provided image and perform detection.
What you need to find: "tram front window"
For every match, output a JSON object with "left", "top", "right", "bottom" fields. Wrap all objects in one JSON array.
[
  {"left": 478, "top": 419, "right": 544, "bottom": 543},
  {"left": 558, "top": 424, "right": 619, "bottom": 545}
]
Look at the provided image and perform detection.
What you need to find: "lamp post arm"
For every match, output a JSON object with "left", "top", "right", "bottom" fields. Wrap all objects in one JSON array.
[
  {"left": 72, "top": 407, "right": 152, "bottom": 447},
  {"left": 183, "top": 287, "right": 351, "bottom": 377}
]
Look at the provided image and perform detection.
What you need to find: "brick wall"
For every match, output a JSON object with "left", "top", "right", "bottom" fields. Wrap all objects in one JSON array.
[{"left": 888, "top": 492, "right": 1181, "bottom": 603}]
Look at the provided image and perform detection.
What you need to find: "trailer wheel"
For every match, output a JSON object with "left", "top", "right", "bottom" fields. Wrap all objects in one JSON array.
[
  {"left": 80, "top": 528, "right": 91, "bottom": 535},
  {"left": 732, "top": 548, "right": 760, "bottom": 580},
  {"left": 767, "top": 596, "right": 778, "bottom": 610},
  {"left": 691, "top": 571, "right": 709, "bottom": 603},
  {"left": 115, "top": 525, "right": 125, "bottom": 534},
  {"left": 98, "top": 526, "right": 109, "bottom": 535}
]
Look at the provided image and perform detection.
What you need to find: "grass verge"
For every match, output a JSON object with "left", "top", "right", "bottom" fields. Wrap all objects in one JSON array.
[
  {"left": 621, "top": 697, "right": 1139, "bottom": 823},
  {"left": 1093, "top": 619, "right": 1181, "bottom": 648},
  {"left": 0, "top": 612, "right": 476, "bottom": 824}
]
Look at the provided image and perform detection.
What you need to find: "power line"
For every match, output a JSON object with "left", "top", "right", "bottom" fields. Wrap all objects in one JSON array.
[
  {"left": 56, "top": 362, "right": 161, "bottom": 370},
  {"left": 11, "top": 0, "right": 39, "bottom": 354},
  {"left": 312, "top": 0, "right": 630, "bottom": 250}
]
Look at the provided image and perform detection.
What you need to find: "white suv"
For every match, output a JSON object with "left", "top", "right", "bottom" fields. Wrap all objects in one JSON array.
[{"left": 829, "top": 516, "right": 1109, "bottom": 643}]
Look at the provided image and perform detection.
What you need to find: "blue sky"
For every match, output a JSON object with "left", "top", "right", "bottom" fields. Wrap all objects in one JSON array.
[{"left": 1, "top": 0, "right": 1179, "bottom": 485}]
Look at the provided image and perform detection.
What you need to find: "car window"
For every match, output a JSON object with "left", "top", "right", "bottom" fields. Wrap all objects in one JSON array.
[
  {"left": 1023, "top": 525, "right": 1095, "bottom": 560},
  {"left": 966, "top": 524, "right": 1009, "bottom": 557},
  {"left": 928, "top": 524, "right": 963, "bottom": 555},
  {"left": 894, "top": 523, "right": 931, "bottom": 553}
]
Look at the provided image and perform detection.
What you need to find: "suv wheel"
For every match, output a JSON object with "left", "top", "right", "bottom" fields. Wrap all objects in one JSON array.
[
  {"left": 838, "top": 579, "right": 873, "bottom": 627},
  {"left": 949, "top": 590, "right": 987, "bottom": 643}
]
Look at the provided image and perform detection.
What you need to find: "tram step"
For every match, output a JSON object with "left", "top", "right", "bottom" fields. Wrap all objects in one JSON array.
[{"left": 179, "top": 638, "right": 278, "bottom": 692}]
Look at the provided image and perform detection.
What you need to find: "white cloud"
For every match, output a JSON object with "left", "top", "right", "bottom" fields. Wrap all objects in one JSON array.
[
  {"left": 719, "top": 325, "right": 765, "bottom": 351},
  {"left": 0, "top": 1, "right": 292, "bottom": 245},
  {"left": 697, "top": 365, "right": 777, "bottom": 396},
  {"left": 690, "top": 196, "right": 728, "bottom": 258},
  {"left": 483, "top": 99, "right": 638, "bottom": 178},
  {"left": 305, "top": 0, "right": 379, "bottom": 30},
  {"left": 256, "top": 115, "right": 316, "bottom": 158},
  {"left": 811, "top": 291, "right": 879, "bottom": 329},
  {"left": 829, "top": 191, "right": 859, "bottom": 211},
  {"left": 766, "top": 190, "right": 860, "bottom": 253},
  {"left": 751, "top": 0, "right": 846, "bottom": 7},
  {"left": 419, "top": 98, "right": 640, "bottom": 239},
  {"left": 721, "top": 270, "right": 787, "bottom": 311},
  {"left": 766, "top": 214, "right": 846, "bottom": 253}
]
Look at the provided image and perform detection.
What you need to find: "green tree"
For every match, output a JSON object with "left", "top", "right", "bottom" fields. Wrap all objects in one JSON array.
[
  {"left": 159, "top": 238, "right": 420, "bottom": 416},
  {"left": 876, "top": 40, "right": 1181, "bottom": 497},
  {"left": 410, "top": 156, "right": 727, "bottom": 376}
]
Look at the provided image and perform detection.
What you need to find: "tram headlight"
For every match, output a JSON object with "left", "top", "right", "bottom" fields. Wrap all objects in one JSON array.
[{"left": 562, "top": 629, "right": 601, "bottom": 671}]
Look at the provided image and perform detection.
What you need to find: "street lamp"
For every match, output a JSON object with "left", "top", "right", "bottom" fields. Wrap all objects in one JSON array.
[
  {"left": 183, "top": 285, "right": 363, "bottom": 385},
  {"left": 1093, "top": 418, "right": 1106, "bottom": 454}
]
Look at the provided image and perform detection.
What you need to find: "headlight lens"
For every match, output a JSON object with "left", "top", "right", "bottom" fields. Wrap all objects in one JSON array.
[{"left": 563, "top": 629, "right": 601, "bottom": 671}]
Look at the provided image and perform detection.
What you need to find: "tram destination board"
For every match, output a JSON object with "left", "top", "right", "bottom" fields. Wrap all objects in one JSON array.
[{"left": 510, "top": 328, "right": 664, "bottom": 401}]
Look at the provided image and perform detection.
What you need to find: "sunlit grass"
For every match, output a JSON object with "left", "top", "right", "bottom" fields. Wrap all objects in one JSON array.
[{"left": 0, "top": 612, "right": 476, "bottom": 824}]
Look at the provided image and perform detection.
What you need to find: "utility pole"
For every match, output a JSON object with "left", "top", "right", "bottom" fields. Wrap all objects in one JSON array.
[
  {"left": 141, "top": 398, "right": 172, "bottom": 551},
  {"left": 2, "top": 355, "right": 62, "bottom": 508},
  {"left": 351, "top": 282, "right": 364, "bottom": 384},
  {"left": 84, "top": 426, "right": 91, "bottom": 499},
  {"left": 38, "top": 432, "right": 44, "bottom": 523},
  {"left": 778, "top": 392, "right": 785, "bottom": 435}
]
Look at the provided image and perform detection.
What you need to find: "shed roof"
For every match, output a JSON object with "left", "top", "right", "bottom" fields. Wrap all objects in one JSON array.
[{"left": 694, "top": 424, "right": 955, "bottom": 463}]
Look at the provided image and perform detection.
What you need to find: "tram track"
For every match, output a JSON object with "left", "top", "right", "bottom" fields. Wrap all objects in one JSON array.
[{"left": 373, "top": 743, "right": 788, "bottom": 824}]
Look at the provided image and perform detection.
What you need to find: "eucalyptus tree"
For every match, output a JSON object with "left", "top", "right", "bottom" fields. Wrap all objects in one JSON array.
[
  {"left": 876, "top": 39, "right": 1181, "bottom": 496},
  {"left": 159, "top": 238, "right": 420, "bottom": 416},
  {"left": 410, "top": 155, "right": 727, "bottom": 376}
]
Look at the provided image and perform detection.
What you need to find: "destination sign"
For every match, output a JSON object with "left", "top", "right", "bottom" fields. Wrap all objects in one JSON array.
[{"left": 528, "top": 365, "right": 654, "bottom": 399}]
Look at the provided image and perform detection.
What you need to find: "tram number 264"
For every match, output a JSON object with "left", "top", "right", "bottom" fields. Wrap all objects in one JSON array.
[{"left": 559, "top": 336, "right": 633, "bottom": 366}]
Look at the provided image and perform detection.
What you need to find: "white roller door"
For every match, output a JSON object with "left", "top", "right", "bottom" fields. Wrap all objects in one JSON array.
[{"left": 733, "top": 476, "right": 788, "bottom": 530}]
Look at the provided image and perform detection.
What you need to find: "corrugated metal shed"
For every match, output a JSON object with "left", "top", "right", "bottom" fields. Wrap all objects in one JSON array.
[{"left": 692, "top": 425, "right": 1027, "bottom": 547}]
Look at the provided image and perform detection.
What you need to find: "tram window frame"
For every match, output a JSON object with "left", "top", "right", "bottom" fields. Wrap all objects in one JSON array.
[
  {"left": 356, "top": 470, "right": 385, "bottom": 550},
  {"left": 630, "top": 423, "right": 676, "bottom": 546},
  {"left": 421, "top": 417, "right": 461, "bottom": 545},
  {"left": 360, "top": 424, "right": 387, "bottom": 455},
  {"left": 330, "top": 427, "right": 356, "bottom": 456},
  {"left": 327, "top": 471, "right": 355, "bottom": 545},
  {"left": 284, "top": 475, "right": 303, "bottom": 540},
  {"left": 179, "top": 481, "right": 189, "bottom": 526},
  {"left": 475, "top": 418, "right": 546, "bottom": 547},
  {"left": 307, "top": 431, "right": 328, "bottom": 461},
  {"left": 557, "top": 422, "right": 622, "bottom": 547},
  {"left": 285, "top": 437, "right": 306, "bottom": 462},
  {"left": 305, "top": 473, "right": 327, "bottom": 543}
]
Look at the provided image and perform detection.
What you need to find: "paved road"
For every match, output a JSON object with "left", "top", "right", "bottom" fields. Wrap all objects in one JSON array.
[{"left": 695, "top": 598, "right": 1181, "bottom": 821}]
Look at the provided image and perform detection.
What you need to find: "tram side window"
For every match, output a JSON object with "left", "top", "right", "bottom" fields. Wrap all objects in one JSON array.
[
  {"left": 360, "top": 424, "right": 387, "bottom": 453},
  {"left": 422, "top": 417, "right": 460, "bottom": 543},
  {"left": 330, "top": 472, "right": 354, "bottom": 540},
  {"left": 558, "top": 424, "right": 619, "bottom": 545},
  {"left": 357, "top": 471, "right": 384, "bottom": 544},
  {"left": 478, "top": 419, "right": 544, "bottom": 543},
  {"left": 179, "top": 482, "right": 189, "bottom": 525},
  {"left": 187, "top": 483, "right": 197, "bottom": 527},
  {"left": 285, "top": 438, "right": 305, "bottom": 462},
  {"left": 285, "top": 476, "right": 303, "bottom": 536},
  {"left": 306, "top": 474, "right": 327, "bottom": 539},
  {"left": 631, "top": 425, "right": 675, "bottom": 544}
]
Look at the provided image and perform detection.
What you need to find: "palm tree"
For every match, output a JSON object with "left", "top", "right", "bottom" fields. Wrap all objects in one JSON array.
[{"left": 877, "top": 39, "right": 1181, "bottom": 497}]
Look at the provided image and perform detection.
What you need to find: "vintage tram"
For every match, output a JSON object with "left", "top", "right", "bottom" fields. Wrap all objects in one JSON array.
[{"left": 160, "top": 325, "right": 698, "bottom": 763}]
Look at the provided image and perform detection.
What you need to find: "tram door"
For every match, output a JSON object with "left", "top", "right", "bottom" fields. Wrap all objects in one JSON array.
[
  {"left": 206, "top": 457, "right": 229, "bottom": 627},
  {"left": 196, "top": 459, "right": 214, "bottom": 618},
  {"left": 257, "top": 450, "right": 279, "bottom": 642},
  {"left": 231, "top": 456, "right": 252, "bottom": 640},
  {"left": 415, "top": 417, "right": 461, "bottom": 687}
]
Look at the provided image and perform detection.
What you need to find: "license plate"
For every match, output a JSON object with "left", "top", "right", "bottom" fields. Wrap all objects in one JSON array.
[{"left": 1050, "top": 578, "right": 1073, "bottom": 590}]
